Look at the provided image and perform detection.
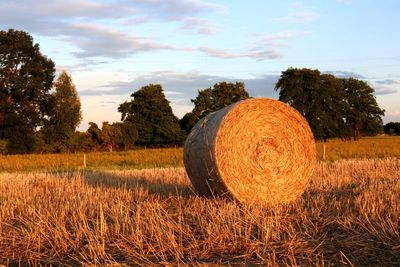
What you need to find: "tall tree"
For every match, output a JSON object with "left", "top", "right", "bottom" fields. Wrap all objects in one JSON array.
[
  {"left": 43, "top": 71, "right": 82, "bottom": 144},
  {"left": 0, "top": 29, "right": 55, "bottom": 153},
  {"left": 119, "top": 84, "right": 184, "bottom": 146},
  {"left": 180, "top": 81, "right": 250, "bottom": 132},
  {"left": 275, "top": 68, "right": 343, "bottom": 141},
  {"left": 275, "top": 68, "right": 385, "bottom": 141},
  {"left": 341, "top": 78, "right": 384, "bottom": 140}
]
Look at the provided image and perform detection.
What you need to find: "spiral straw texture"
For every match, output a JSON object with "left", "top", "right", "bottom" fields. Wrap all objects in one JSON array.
[{"left": 184, "top": 98, "right": 316, "bottom": 205}]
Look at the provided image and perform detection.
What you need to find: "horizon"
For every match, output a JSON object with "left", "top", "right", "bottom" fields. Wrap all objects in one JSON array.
[{"left": 1, "top": 0, "right": 399, "bottom": 131}]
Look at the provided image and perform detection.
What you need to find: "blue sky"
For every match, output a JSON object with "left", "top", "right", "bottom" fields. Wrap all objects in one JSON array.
[{"left": 1, "top": 0, "right": 399, "bottom": 130}]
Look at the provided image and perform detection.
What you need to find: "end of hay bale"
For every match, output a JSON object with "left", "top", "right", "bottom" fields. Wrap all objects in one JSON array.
[{"left": 184, "top": 98, "right": 316, "bottom": 205}]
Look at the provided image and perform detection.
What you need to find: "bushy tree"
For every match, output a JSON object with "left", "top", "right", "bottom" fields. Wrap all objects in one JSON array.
[
  {"left": 342, "top": 78, "right": 384, "bottom": 139},
  {"left": 275, "top": 69, "right": 345, "bottom": 141},
  {"left": 384, "top": 122, "right": 400, "bottom": 135},
  {"left": 87, "top": 122, "right": 103, "bottom": 150},
  {"left": 275, "top": 68, "right": 385, "bottom": 141},
  {"left": 87, "top": 121, "right": 138, "bottom": 151},
  {"left": 119, "top": 84, "right": 184, "bottom": 146},
  {"left": 180, "top": 82, "right": 250, "bottom": 132},
  {"left": 0, "top": 29, "right": 55, "bottom": 153}
]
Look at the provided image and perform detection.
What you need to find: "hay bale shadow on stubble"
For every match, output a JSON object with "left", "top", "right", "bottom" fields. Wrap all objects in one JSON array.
[{"left": 81, "top": 170, "right": 195, "bottom": 198}]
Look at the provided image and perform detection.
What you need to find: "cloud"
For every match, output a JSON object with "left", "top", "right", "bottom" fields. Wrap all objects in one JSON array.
[
  {"left": 68, "top": 23, "right": 178, "bottom": 59},
  {"left": 128, "top": 0, "right": 226, "bottom": 19},
  {"left": 1, "top": 0, "right": 284, "bottom": 61},
  {"left": 322, "top": 70, "right": 366, "bottom": 79},
  {"left": 196, "top": 47, "right": 282, "bottom": 61},
  {"left": 0, "top": 0, "right": 223, "bottom": 21},
  {"left": 374, "top": 87, "right": 398, "bottom": 95},
  {"left": 180, "top": 17, "right": 218, "bottom": 35},
  {"left": 79, "top": 71, "right": 280, "bottom": 103},
  {"left": 275, "top": 3, "right": 320, "bottom": 24},
  {"left": 375, "top": 79, "right": 399, "bottom": 85},
  {"left": 0, "top": 0, "right": 224, "bottom": 36}
]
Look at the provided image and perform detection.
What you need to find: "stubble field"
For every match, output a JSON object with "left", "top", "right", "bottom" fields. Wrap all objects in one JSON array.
[{"left": 0, "top": 157, "right": 399, "bottom": 265}]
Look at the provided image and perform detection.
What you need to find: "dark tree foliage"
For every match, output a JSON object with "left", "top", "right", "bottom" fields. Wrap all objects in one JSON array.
[
  {"left": 42, "top": 71, "right": 82, "bottom": 147},
  {"left": 342, "top": 78, "right": 384, "bottom": 140},
  {"left": 118, "top": 84, "right": 184, "bottom": 146},
  {"left": 86, "top": 121, "right": 138, "bottom": 151},
  {"left": 384, "top": 122, "right": 400, "bottom": 135},
  {"left": 87, "top": 122, "right": 103, "bottom": 150},
  {"left": 0, "top": 29, "right": 55, "bottom": 153},
  {"left": 101, "top": 122, "right": 138, "bottom": 152},
  {"left": 275, "top": 68, "right": 345, "bottom": 141},
  {"left": 275, "top": 68, "right": 385, "bottom": 141},
  {"left": 180, "top": 81, "right": 250, "bottom": 132}
]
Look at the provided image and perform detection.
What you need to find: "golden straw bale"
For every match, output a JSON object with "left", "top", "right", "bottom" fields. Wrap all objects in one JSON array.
[{"left": 184, "top": 98, "right": 316, "bottom": 205}]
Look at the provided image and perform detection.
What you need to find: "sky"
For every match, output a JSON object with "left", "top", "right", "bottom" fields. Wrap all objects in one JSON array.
[{"left": 1, "top": 0, "right": 399, "bottom": 130}]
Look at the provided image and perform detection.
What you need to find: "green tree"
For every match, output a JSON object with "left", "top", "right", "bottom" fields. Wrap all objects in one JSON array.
[
  {"left": 275, "top": 68, "right": 385, "bottom": 141},
  {"left": 341, "top": 78, "right": 384, "bottom": 140},
  {"left": 384, "top": 122, "right": 400, "bottom": 135},
  {"left": 112, "top": 122, "right": 138, "bottom": 150},
  {"left": 42, "top": 71, "right": 82, "bottom": 148},
  {"left": 0, "top": 29, "right": 55, "bottom": 153},
  {"left": 87, "top": 122, "right": 103, "bottom": 150},
  {"left": 101, "top": 122, "right": 119, "bottom": 152},
  {"left": 275, "top": 68, "right": 345, "bottom": 141},
  {"left": 180, "top": 81, "right": 250, "bottom": 132},
  {"left": 119, "top": 84, "right": 184, "bottom": 146}
]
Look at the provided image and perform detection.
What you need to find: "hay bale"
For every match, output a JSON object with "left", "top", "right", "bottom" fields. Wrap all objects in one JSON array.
[{"left": 184, "top": 98, "right": 316, "bottom": 205}]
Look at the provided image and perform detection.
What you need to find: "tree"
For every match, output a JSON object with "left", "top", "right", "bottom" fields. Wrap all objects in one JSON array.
[
  {"left": 119, "top": 84, "right": 184, "bottom": 146},
  {"left": 275, "top": 68, "right": 384, "bottom": 141},
  {"left": 87, "top": 121, "right": 138, "bottom": 151},
  {"left": 0, "top": 29, "right": 55, "bottom": 153},
  {"left": 180, "top": 82, "right": 250, "bottom": 132},
  {"left": 87, "top": 122, "right": 103, "bottom": 150},
  {"left": 112, "top": 122, "right": 138, "bottom": 150},
  {"left": 42, "top": 71, "right": 82, "bottom": 147},
  {"left": 275, "top": 68, "right": 346, "bottom": 141},
  {"left": 341, "top": 78, "right": 384, "bottom": 140},
  {"left": 384, "top": 122, "right": 400, "bottom": 135}
]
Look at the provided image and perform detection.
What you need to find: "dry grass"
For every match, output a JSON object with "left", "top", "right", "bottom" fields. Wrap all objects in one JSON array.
[
  {"left": 316, "top": 136, "right": 400, "bottom": 160},
  {"left": 0, "top": 148, "right": 183, "bottom": 173},
  {"left": 0, "top": 136, "right": 399, "bottom": 173},
  {"left": 0, "top": 159, "right": 399, "bottom": 265}
]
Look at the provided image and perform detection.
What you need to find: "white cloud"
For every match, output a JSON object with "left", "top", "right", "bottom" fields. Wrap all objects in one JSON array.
[
  {"left": 180, "top": 17, "right": 218, "bottom": 35},
  {"left": 275, "top": 3, "right": 320, "bottom": 24},
  {"left": 2, "top": 0, "right": 280, "bottom": 61}
]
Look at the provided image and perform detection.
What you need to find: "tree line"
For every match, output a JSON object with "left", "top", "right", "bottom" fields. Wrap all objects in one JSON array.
[{"left": 0, "top": 29, "right": 398, "bottom": 154}]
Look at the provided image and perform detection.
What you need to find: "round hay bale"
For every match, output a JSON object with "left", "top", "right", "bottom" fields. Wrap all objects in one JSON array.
[{"left": 183, "top": 98, "right": 316, "bottom": 205}]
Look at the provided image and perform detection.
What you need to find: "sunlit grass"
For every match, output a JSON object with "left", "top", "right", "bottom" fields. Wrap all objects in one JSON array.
[
  {"left": 0, "top": 148, "right": 183, "bottom": 172},
  {"left": 0, "top": 136, "right": 399, "bottom": 172},
  {"left": 316, "top": 136, "right": 400, "bottom": 160},
  {"left": 0, "top": 159, "right": 399, "bottom": 265}
]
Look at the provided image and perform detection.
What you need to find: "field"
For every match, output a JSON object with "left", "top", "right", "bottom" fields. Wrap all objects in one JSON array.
[
  {"left": 0, "top": 137, "right": 399, "bottom": 265},
  {"left": 0, "top": 136, "right": 399, "bottom": 173}
]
